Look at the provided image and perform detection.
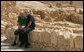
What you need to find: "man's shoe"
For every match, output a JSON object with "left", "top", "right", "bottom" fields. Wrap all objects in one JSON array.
[
  {"left": 12, "top": 42, "right": 16, "bottom": 46},
  {"left": 24, "top": 44, "right": 29, "bottom": 48},
  {"left": 19, "top": 42, "right": 24, "bottom": 47}
]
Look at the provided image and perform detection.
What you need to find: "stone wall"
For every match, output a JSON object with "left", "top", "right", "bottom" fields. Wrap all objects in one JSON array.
[
  {"left": 5, "top": 26, "right": 83, "bottom": 51},
  {"left": 29, "top": 30, "right": 83, "bottom": 51}
]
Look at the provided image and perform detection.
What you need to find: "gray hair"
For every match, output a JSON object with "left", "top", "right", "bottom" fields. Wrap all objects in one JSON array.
[
  {"left": 20, "top": 11, "right": 24, "bottom": 15},
  {"left": 24, "top": 9, "right": 29, "bottom": 13}
]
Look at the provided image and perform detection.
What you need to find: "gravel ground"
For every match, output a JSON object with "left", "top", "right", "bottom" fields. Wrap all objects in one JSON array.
[{"left": 1, "top": 36, "right": 43, "bottom": 51}]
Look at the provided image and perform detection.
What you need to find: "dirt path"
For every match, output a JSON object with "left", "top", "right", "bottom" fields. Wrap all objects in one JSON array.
[{"left": 1, "top": 36, "right": 43, "bottom": 51}]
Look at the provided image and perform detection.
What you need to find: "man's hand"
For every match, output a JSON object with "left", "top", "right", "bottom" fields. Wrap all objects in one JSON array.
[
  {"left": 17, "top": 26, "right": 21, "bottom": 30},
  {"left": 21, "top": 26, "right": 25, "bottom": 29},
  {"left": 22, "top": 27, "right": 26, "bottom": 31},
  {"left": 28, "top": 21, "right": 32, "bottom": 27},
  {"left": 18, "top": 26, "right": 25, "bottom": 31}
]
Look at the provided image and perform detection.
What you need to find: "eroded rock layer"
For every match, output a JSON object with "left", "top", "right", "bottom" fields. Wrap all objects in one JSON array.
[{"left": 1, "top": 1, "right": 83, "bottom": 51}]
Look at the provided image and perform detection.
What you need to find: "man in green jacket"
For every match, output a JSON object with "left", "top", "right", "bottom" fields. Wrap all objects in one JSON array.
[{"left": 12, "top": 11, "right": 27, "bottom": 46}]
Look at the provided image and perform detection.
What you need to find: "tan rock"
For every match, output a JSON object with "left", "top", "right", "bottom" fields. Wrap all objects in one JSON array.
[
  {"left": 51, "top": 31, "right": 58, "bottom": 46},
  {"left": 74, "top": 36, "right": 83, "bottom": 50}
]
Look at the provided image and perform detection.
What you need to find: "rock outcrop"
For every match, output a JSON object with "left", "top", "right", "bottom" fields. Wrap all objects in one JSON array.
[{"left": 1, "top": 1, "right": 83, "bottom": 51}]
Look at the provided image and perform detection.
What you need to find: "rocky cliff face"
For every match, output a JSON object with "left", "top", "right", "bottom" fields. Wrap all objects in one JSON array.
[
  {"left": 1, "top": 1, "right": 19, "bottom": 36},
  {"left": 1, "top": 1, "right": 83, "bottom": 51}
]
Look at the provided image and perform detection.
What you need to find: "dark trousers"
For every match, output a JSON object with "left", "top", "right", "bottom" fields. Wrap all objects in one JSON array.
[
  {"left": 19, "top": 27, "right": 34, "bottom": 44},
  {"left": 14, "top": 27, "right": 34, "bottom": 44}
]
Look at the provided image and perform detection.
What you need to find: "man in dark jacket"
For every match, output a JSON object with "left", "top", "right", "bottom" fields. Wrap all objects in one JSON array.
[{"left": 20, "top": 9, "right": 35, "bottom": 48}]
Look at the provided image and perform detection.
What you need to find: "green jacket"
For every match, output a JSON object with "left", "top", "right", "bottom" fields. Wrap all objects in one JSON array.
[{"left": 17, "top": 16, "right": 27, "bottom": 26}]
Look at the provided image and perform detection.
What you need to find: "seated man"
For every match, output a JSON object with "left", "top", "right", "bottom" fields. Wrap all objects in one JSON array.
[
  {"left": 12, "top": 11, "right": 27, "bottom": 46},
  {"left": 19, "top": 9, "right": 35, "bottom": 48}
]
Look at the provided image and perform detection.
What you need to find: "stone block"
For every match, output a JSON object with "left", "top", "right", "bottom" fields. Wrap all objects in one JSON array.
[
  {"left": 74, "top": 36, "right": 83, "bottom": 50},
  {"left": 57, "top": 35, "right": 70, "bottom": 50},
  {"left": 51, "top": 31, "right": 58, "bottom": 46}
]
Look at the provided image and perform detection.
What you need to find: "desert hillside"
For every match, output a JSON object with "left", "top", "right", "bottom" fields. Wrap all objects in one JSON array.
[{"left": 1, "top": 1, "right": 83, "bottom": 51}]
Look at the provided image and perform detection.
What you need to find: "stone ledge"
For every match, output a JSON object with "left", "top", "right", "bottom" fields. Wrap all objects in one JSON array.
[{"left": 5, "top": 27, "right": 83, "bottom": 51}]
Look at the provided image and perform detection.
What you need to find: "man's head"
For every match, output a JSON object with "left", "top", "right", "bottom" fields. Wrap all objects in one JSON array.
[
  {"left": 24, "top": 9, "right": 30, "bottom": 16},
  {"left": 20, "top": 11, "right": 24, "bottom": 18}
]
